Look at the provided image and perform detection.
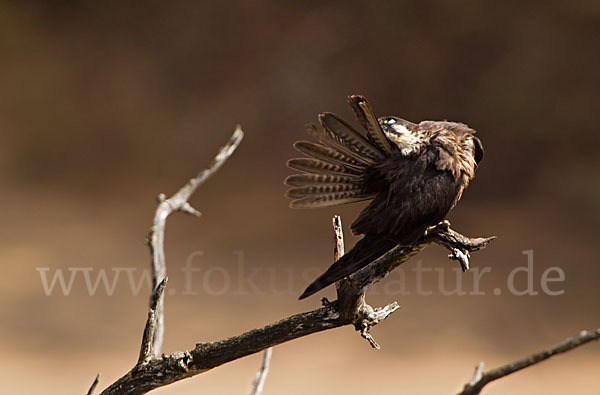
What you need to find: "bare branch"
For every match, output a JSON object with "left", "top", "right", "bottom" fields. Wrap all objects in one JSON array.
[
  {"left": 357, "top": 302, "right": 401, "bottom": 349},
  {"left": 86, "top": 372, "right": 101, "bottom": 395},
  {"left": 332, "top": 215, "right": 345, "bottom": 295},
  {"left": 138, "top": 278, "right": 168, "bottom": 364},
  {"left": 332, "top": 215, "right": 345, "bottom": 261},
  {"left": 458, "top": 329, "right": 600, "bottom": 395},
  {"left": 146, "top": 125, "right": 244, "bottom": 357},
  {"left": 469, "top": 362, "right": 484, "bottom": 386},
  {"left": 250, "top": 348, "right": 273, "bottom": 395},
  {"left": 100, "top": 306, "right": 345, "bottom": 394},
  {"left": 332, "top": 214, "right": 402, "bottom": 348},
  {"left": 99, "top": 218, "right": 492, "bottom": 394}
]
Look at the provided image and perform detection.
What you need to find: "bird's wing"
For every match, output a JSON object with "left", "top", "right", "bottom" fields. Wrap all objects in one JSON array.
[
  {"left": 285, "top": 111, "right": 391, "bottom": 208},
  {"left": 351, "top": 149, "right": 463, "bottom": 244}
]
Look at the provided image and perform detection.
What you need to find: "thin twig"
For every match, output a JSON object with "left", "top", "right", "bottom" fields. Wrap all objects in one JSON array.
[
  {"left": 469, "top": 362, "right": 484, "bottom": 386},
  {"left": 138, "top": 278, "right": 168, "bottom": 364},
  {"left": 86, "top": 372, "right": 101, "bottom": 395},
  {"left": 146, "top": 125, "right": 244, "bottom": 358},
  {"left": 357, "top": 301, "right": 401, "bottom": 349},
  {"left": 250, "top": 348, "right": 273, "bottom": 395},
  {"left": 332, "top": 215, "right": 345, "bottom": 293},
  {"left": 458, "top": 329, "right": 600, "bottom": 395},
  {"left": 332, "top": 215, "right": 345, "bottom": 261}
]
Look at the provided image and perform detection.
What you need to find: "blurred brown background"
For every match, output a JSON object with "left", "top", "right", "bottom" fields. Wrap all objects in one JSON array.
[{"left": 1, "top": 1, "right": 599, "bottom": 394}]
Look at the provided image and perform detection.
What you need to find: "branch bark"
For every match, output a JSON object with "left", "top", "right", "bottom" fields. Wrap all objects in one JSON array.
[
  {"left": 96, "top": 127, "right": 495, "bottom": 394},
  {"left": 458, "top": 329, "right": 600, "bottom": 395},
  {"left": 100, "top": 224, "right": 492, "bottom": 393}
]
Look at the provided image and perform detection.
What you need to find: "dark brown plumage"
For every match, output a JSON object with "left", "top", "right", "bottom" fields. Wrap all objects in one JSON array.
[{"left": 286, "top": 95, "right": 483, "bottom": 300}]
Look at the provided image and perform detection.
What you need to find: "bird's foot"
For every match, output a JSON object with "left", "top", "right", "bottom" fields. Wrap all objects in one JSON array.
[{"left": 425, "top": 220, "right": 451, "bottom": 236}]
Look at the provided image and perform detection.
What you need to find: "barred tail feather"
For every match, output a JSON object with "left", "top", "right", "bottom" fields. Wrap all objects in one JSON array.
[
  {"left": 284, "top": 173, "right": 361, "bottom": 188},
  {"left": 286, "top": 158, "right": 362, "bottom": 176},
  {"left": 289, "top": 194, "right": 371, "bottom": 209},
  {"left": 293, "top": 141, "right": 365, "bottom": 170}
]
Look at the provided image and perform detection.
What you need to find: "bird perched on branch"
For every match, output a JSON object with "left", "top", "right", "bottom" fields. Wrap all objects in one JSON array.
[{"left": 286, "top": 95, "right": 484, "bottom": 300}]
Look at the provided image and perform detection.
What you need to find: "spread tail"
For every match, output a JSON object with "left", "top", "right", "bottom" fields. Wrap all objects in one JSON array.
[{"left": 299, "top": 236, "right": 396, "bottom": 299}]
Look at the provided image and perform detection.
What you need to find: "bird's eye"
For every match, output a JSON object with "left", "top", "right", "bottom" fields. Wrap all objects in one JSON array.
[{"left": 473, "top": 137, "right": 484, "bottom": 165}]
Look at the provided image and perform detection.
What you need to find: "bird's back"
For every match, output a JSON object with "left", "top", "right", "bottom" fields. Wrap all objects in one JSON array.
[{"left": 352, "top": 147, "right": 464, "bottom": 245}]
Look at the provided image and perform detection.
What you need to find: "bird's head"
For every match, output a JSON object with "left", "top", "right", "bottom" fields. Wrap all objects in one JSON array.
[
  {"left": 429, "top": 121, "right": 484, "bottom": 167},
  {"left": 423, "top": 121, "right": 483, "bottom": 178},
  {"left": 379, "top": 117, "right": 483, "bottom": 180},
  {"left": 379, "top": 118, "right": 483, "bottom": 165}
]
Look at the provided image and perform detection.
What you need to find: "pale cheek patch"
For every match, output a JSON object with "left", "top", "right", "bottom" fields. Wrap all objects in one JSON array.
[
  {"left": 391, "top": 123, "right": 410, "bottom": 137},
  {"left": 384, "top": 124, "right": 422, "bottom": 155}
]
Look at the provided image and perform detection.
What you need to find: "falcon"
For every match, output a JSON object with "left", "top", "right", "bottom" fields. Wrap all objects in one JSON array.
[{"left": 286, "top": 95, "right": 484, "bottom": 300}]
